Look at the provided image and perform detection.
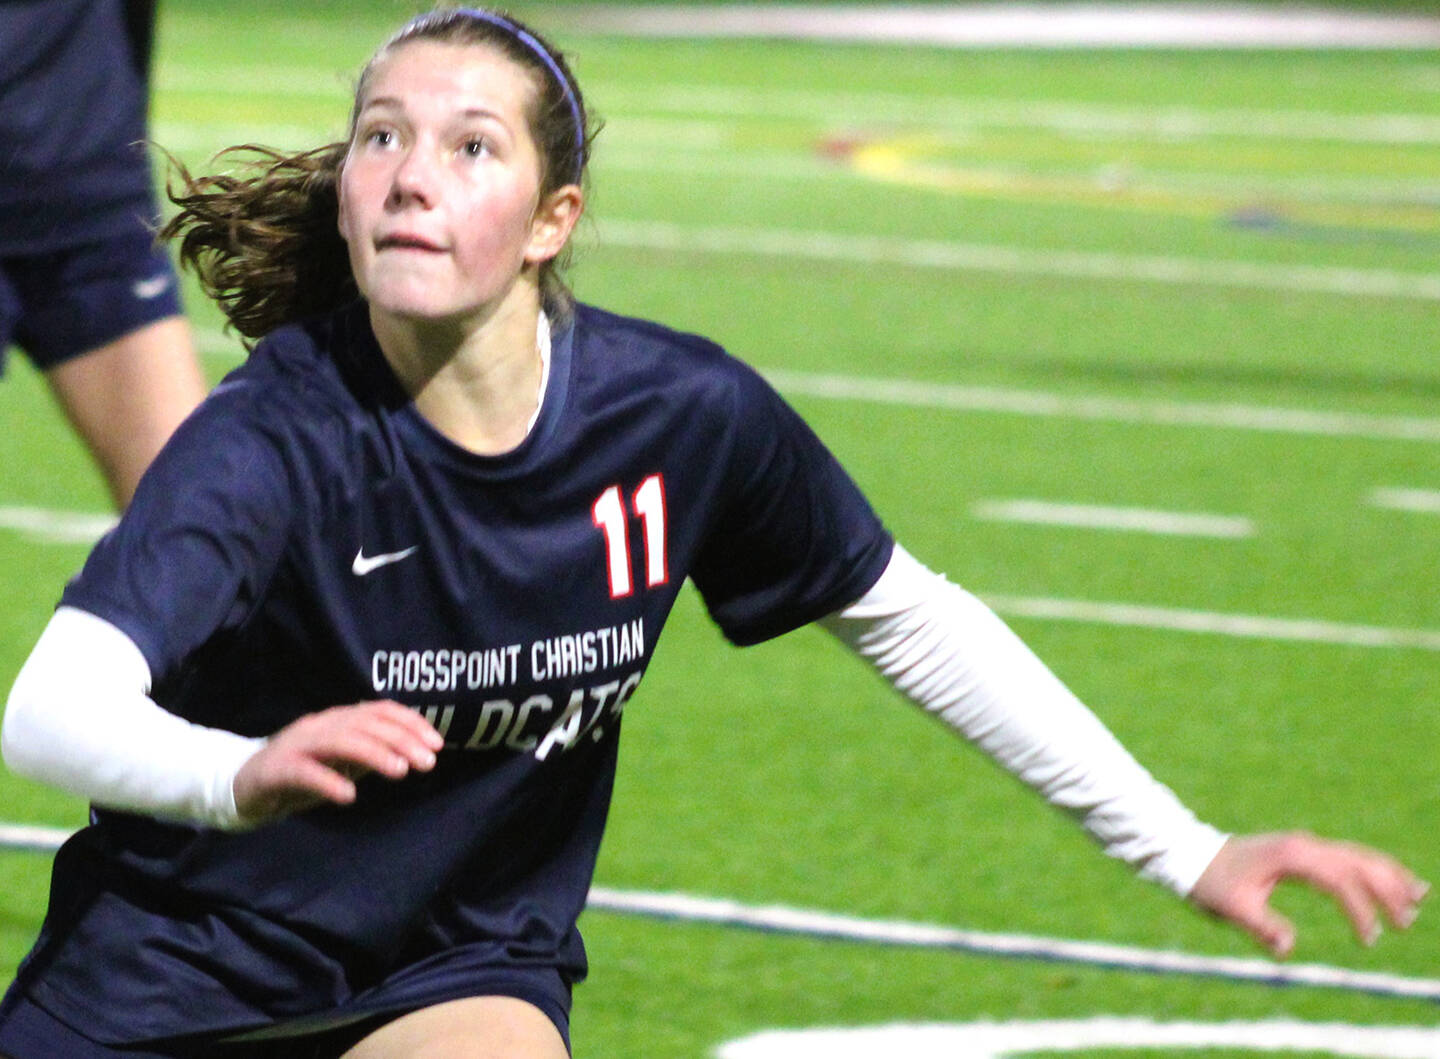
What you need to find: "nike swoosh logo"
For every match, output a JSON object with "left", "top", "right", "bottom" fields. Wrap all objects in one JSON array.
[
  {"left": 132, "top": 275, "right": 173, "bottom": 300},
  {"left": 352, "top": 545, "right": 418, "bottom": 576}
]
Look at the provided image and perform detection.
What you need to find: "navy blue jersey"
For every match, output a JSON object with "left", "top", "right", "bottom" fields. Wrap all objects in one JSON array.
[
  {"left": 15, "top": 301, "right": 892, "bottom": 1043},
  {"left": 0, "top": 0, "right": 156, "bottom": 254}
]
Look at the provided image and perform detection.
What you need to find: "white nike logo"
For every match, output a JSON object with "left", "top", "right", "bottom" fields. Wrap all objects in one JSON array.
[
  {"left": 352, "top": 545, "right": 418, "bottom": 576},
  {"left": 131, "top": 274, "right": 173, "bottom": 300}
]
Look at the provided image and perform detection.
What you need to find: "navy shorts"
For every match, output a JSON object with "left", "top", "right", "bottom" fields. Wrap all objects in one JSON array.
[
  {"left": 0, "top": 965, "right": 572, "bottom": 1058},
  {"left": 0, "top": 225, "right": 183, "bottom": 373}
]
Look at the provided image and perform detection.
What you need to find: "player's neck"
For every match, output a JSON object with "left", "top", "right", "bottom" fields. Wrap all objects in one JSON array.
[{"left": 370, "top": 287, "right": 545, "bottom": 457}]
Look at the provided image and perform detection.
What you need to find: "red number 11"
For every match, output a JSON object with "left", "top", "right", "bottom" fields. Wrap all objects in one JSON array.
[{"left": 592, "top": 474, "right": 668, "bottom": 598}]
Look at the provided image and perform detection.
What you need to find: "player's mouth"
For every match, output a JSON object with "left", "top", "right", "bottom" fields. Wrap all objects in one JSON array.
[{"left": 376, "top": 233, "right": 446, "bottom": 253}]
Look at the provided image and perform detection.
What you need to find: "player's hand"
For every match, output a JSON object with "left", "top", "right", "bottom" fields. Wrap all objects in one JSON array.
[
  {"left": 232, "top": 701, "right": 444, "bottom": 823},
  {"left": 1189, "top": 831, "right": 1428, "bottom": 958}
]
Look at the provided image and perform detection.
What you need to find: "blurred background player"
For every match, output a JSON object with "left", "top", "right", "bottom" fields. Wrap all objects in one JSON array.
[{"left": 0, "top": 0, "right": 206, "bottom": 509}]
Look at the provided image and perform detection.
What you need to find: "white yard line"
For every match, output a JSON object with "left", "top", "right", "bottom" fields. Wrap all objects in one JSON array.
[
  {"left": 7, "top": 499, "right": 1431, "bottom": 650},
  {"left": 594, "top": 85, "right": 1440, "bottom": 147},
  {"left": 719, "top": 1019, "right": 1440, "bottom": 1058},
  {"left": 597, "top": 137, "right": 1440, "bottom": 205},
  {"left": 566, "top": 4, "right": 1440, "bottom": 50},
  {"left": 595, "top": 219, "right": 1440, "bottom": 301},
  {"left": 152, "top": 76, "right": 1440, "bottom": 147},
  {"left": 195, "top": 329, "right": 244, "bottom": 360},
  {"left": 1370, "top": 487, "right": 1440, "bottom": 514},
  {"left": 151, "top": 115, "right": 1440, "bottom": 204},
  {"left": 973, "top": 500, "right": 1254, "bottom": 538},
  {"left": 0, "top": 506, "right": 117, "bottom": 545},
  {"left": 586, "top": 887, "right": 1440, "bottom": 1002},
  {"left": 0, "top": 831, "right": 1431, "bottom": 1003},
  {"left": 985, "top": 595, "right": 1440, "bottom": 651},
  {"left": 155, "top": 65, "right": 353, "bottom": 99},
  {"left": 195, "top": 330, "right": 1440, "bottom": 444},
  {"left": 0, "top": 824, "right": 77, "bottom": 854},
  {"left": 151, "top": 121, "right": 340, "bottom": 153},
  {"left": 763, "top": 369, "right": 1440, "bottom": 443}
]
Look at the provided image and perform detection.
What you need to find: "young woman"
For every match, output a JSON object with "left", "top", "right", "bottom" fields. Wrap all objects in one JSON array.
[{"left": 0, "top": 7, "right": 1425, "bottom": 1057}]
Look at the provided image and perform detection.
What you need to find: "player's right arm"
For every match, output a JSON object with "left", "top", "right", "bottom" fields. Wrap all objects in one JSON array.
[
  {"left": 3, "top": 355, "right": 443, "bottom": 827},
  {"left": 2, "top": 606, "right": 442, "bottom": 827}
]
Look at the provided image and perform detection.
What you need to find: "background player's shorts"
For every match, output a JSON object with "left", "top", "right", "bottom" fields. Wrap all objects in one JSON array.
[{"left": 0, "top": 225, "right": 184, "bottom": 375}]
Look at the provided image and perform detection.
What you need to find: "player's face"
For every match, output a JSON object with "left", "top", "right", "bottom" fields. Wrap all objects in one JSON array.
[{"left": 338, "top": 41, "right": 560, "bottom": 324}]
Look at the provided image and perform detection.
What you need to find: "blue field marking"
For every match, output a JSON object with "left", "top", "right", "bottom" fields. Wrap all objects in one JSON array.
[
  {"left": 3, "top": 828, "right": 1434, "bottom": 1002},
  {"left": 586, "top": 887, "right": 1440, "bottom": 1004}
]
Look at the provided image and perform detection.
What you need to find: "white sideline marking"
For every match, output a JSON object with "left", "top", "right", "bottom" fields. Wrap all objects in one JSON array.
[
  {"left": 0, "top": 835, "right": 1434, "bottom": 1003},
  {"left": 152, "top": 90, "right": 1440, "bottom": 150},
  {"left": 595, "top": 138, "right": 1440, "bottom": 206},
  {"left": 596, "top": 219, "right": 1440, "bottom": 301},
  {"left": 0, "top": 824, "right": 75, "bottom": 853},
  {"left": 1371, "top": 488, "right": 1440, "bottom": 515},
  {"left": 8, "top": 498, "right": 1435, "bottom": 649},
  {"left": 196, "top": 330, "right": 1440, "bottom": 445},
  {"left": 156, "top": 66, "right": 351, "bottom": 99},
  {"left": 973, "top": 500, "right": 1253, "bottom": 538},
  {"left": 717, "top": 1018, "right": 1440, "bottom": 1059},
  {"left": 586, "top": 888, "right": 1440, "bottom": 1002},
  {"left": 985, "top": 595, "right": 1440, "bottom": 651},
  {"left": 196, "top": 329, "right": 244, "bottom": 360},
  {"left": 763, "top": 369, "right": 1440, "bottom": 443},
  {"left": 0, "top": 506, "right": 117, "bottom": 545},
  {"left": 596, "top": 84, "right": 1440, "bottom": 147},
  {"left": 151, "top": 121, "right": 337, "bottom": 153},
  {"left": 571, "top": 4, "right": 1440, "bottom": 50}
]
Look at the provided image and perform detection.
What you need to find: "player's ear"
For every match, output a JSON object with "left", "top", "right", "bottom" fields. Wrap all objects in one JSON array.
[{"left": 526, "top": 185, "right": 583, "bottom": 265}]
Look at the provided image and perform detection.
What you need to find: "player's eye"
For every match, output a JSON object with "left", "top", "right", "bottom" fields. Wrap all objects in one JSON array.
[
  {"left": 363, "top": 127, "right": 395, "bottom": 149},
  {"left": 461, "top": 137, "right": 493, "bottom": 159}
]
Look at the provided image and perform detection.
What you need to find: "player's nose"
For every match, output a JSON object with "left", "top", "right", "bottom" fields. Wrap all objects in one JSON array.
[{"left": 388, "top": 145, "right": 439, "bottom": 209}]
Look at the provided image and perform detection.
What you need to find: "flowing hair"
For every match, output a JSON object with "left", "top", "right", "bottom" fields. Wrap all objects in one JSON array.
[
  {"left": 161, "top": 7, "right": 598, "bottom": 344},
  {"left": 162, "top": 143, "right": 351, "bottom": 343}
]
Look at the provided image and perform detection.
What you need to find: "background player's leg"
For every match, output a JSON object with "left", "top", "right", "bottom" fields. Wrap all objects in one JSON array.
[
  {"left": 43, "top": 316, "right": 206, "bottom": 509},
  {"left": 342, "top": 996, "right": 570, "bottom": 1059}
]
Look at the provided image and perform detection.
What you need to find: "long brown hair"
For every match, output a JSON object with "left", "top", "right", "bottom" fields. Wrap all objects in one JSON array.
[{"left": 161, "top": 8, "right": 598, "bottom": 343}]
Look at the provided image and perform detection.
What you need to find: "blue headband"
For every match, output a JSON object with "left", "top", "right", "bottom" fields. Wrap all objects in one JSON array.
[{"left": 454, "top": 8, "right": 586, "bottom": 182}]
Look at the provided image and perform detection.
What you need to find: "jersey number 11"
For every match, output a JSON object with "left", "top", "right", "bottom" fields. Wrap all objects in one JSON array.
[{"left": 592, "top": 473, "right": 668, "bottom": 598}]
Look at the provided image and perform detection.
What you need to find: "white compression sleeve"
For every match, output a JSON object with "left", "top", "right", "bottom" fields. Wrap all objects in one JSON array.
[
  {"left": 2, "top": 606, "right": 264, "bottom": 829},
  {"left": 819, "top": 545, "right": 1228, "bottom": 897}
]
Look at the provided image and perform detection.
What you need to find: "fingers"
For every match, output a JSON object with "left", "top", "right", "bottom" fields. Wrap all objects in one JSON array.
[
  {"left": 1189, "top": 832, "right": 1427, "bottom": 958},
  {"left": 272, "top": 753, "right": 361, "bottom": 806},
  {"left": 1328, "top": 872, "right": 1384, "bottom": 948},
  {"left": 1245, "top": 904, "right": 1297, "bottom": 960},
  {"left": 1316, "top": 843, "right": 1429, "bottom": 946},
  {"left": 311, "top": 703, "right": 441, "bottom": 779},
  {"left": 234, "top": 743, "right": 356, "bottom": 821},
  {"left": 234, "top": 701, "right": 445, "bottom": 823},
  {"left": 1357, "top": 850, "right": 1429, "bottom": 930}
]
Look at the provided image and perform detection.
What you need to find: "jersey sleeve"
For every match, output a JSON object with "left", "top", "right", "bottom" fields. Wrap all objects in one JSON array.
[
  {"left": 59, "top": 376, "right": 296, "bottom": 686},
  {"left": 690, "top": 362, "right": 893, "bottom": 646}
]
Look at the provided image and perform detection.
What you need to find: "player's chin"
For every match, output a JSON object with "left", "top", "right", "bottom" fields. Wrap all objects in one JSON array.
[{"left": 365, "top": 284, "right": 469, "bottom": 324}]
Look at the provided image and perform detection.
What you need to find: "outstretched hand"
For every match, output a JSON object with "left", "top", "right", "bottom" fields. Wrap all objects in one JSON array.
[
  {"left": 1189, "top": 832, "right": 1428, "bottom": 958},
  {"left": 233, "top": 701, "right": 444, "bottom": 824}
]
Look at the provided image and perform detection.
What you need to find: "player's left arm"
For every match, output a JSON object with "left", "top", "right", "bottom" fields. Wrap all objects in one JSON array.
[{"left": 819, "top": 545, "right": 1427, "bottom": 956}]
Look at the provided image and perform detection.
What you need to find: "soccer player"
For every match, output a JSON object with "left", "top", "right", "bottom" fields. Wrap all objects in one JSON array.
[
  {"left": 0, "top": 0, "right": 206, "bottom": 510},
  {"left": 0, "top": 8, "right": 1426, "bottom": 1057}
]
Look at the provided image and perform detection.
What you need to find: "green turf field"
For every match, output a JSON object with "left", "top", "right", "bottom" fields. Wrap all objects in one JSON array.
[{"left": 2, "top": 3, "right": 1439, "bottom": 1055}]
